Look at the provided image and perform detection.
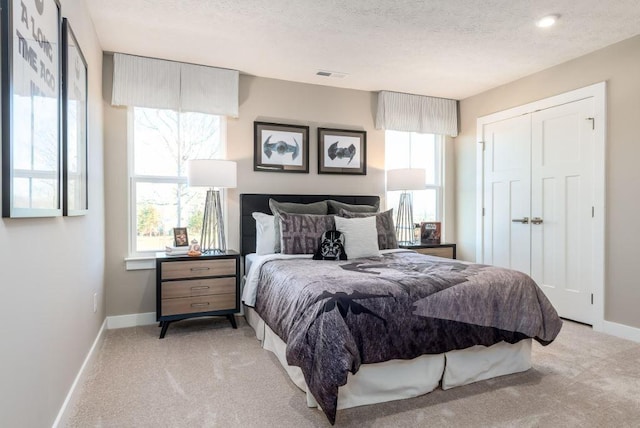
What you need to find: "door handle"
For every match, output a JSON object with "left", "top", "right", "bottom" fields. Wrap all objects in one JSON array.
[
  {"left": 531, "top": 217, "right": 544, "bottom": 225},
  {"left": 512, "top": 217, "right": 529, "bottom": 224}
]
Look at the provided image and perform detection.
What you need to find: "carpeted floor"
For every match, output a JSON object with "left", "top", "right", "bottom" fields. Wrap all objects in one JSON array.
[{"left": 66, "top": 317, "right": 640, "bottom": 427}]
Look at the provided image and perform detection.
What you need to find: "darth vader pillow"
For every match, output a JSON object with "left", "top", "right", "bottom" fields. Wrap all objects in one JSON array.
[{"left": 313, "top": 230, "right": 348, "bottom": 261}]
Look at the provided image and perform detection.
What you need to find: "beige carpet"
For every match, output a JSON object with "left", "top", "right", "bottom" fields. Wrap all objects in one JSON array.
[{"left": 66, "top": 317, "right": 640, "bottom": 427}]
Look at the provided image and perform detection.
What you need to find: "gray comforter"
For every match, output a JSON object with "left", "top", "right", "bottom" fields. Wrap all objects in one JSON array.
[{"left": 253, "top": 251, "right": 562, "bottom": 424}]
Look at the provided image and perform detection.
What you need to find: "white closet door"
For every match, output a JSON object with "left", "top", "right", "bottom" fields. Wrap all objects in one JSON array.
[
  {"left": 531, "top": 98, "right": 595, "bottom": 325},
  {"left": 482, "top": 114, "right": 531, "bottom": 274}
]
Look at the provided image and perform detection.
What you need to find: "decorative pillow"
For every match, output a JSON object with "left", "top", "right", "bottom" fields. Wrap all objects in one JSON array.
[
  {"left": 327, "top": 199, "right": 379, "bottom": 214},
  {"left": 269, "top": 199, "right": 329, "bottom": 253},
  {"left": 252, "top": 212, "right": 277, "bottom": 255},
  {"left": 313, "top": 230, "right": 348, "bottom": 261},
  {"left": 279, "top": 212, "right": 335, "bottom": 255},
  {"left": 339, "top": 209, "right": 399, "bottom": 250},
  {"left": 334, "top": 215, "right": 380, "bottom": 259}
]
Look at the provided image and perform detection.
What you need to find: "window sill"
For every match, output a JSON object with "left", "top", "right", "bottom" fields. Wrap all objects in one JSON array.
[{"left": 125, "top": 256, "right": 156, "bottom": 271}]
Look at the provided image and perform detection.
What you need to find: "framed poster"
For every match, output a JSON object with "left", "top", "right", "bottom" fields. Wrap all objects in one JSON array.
[
  {"left": 62, "top": 18, "right": 88, "bottom": 215},
  {"left": 317, "top": 128, "right": 366, "bottom": 175},
  {"left": 1, "top": 0, "right": 62, "bottom": 217},
  {"left": 420, "top": 221, "right": 442, "bottom": 244},
  {"left": 254, "top": 121, "right": 309, "bottom": 173}
]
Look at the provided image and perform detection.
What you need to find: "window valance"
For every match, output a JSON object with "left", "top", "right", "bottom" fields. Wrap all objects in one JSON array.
[
  {"left": 111, "top": 53, "right": 239, "bottom": 117},
  {"left": 375, "top": 91, "right": 458, "bottom": 136}
]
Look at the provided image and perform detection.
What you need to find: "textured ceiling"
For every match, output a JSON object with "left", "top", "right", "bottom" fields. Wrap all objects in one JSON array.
[{"left": 85, "top": 0, "right": 640, "bottom": 100}]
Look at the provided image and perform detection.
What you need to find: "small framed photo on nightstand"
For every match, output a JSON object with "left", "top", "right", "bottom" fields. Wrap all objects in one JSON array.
[
  {"left": 420, "top": 222, "right": 441, "bottom": 244},
  {"left": 173, "top": 227, "right": 189, "bottom": 247}
]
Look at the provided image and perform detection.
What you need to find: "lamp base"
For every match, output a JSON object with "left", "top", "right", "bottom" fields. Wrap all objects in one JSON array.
[
  {"left": 395, "top": 192, "right": 414, "bottom": 245},
  {"left": 200, "top": 189, "right": 226, "bottom": 254}
]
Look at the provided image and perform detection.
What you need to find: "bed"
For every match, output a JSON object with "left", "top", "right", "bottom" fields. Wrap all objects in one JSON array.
[{"left": 240, "top": 193, "right": 562, "bottom": 424}]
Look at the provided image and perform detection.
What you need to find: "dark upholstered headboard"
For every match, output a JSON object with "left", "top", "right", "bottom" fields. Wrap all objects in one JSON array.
[{"left": 240, "top": 193, "right": 380, "bottom": 256}]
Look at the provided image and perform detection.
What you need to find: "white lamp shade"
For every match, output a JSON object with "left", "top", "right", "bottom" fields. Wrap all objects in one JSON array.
[
  {"left": 386, "top": 168, "right": 426, "bottom": 191},
  {"left": 186, "top": 159, "right": 237, "bottom": 188}
]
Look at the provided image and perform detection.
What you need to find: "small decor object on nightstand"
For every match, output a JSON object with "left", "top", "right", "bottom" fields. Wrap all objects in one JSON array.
[
  {"left": 173, "top": 227, "right": 189, "bottom": 247},
  {"left": 188, "top": 239, "right": 202, "bottom": 257},
  {"left": 421, "top": 222, "right": 441, "bottom": 244}
]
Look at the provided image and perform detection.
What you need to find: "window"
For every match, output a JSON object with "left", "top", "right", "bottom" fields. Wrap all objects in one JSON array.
[
  {"left": 129, "top": 107, "right": 224, "bottom": 256},
  {"left": 385, "top": 130, "right": 443, "bottom": 224}
]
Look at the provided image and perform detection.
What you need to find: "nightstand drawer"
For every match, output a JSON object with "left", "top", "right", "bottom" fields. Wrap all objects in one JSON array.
[
  {"left": 161, "top": 258, "right": 236, "bottom": 280},
  {"left": 162, "top": 277, "right": 236, "bottom": 299},
  {"left": 162, "top": 294, "right": 236, "bottom": 316},
  {"left": 414, "top": 247, "right": 454, "bottom": 258}
]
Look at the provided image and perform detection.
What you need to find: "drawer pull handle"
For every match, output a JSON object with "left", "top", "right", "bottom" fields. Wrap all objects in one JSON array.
[
  {"left": 190, "top": 267, "right": 211, "bottom": 272},
  {"left": 191, "top": 302, "right": 210, "bottom": 308},
  {"left": 191, "top": 286, "right": 210, "bottom": 291}
]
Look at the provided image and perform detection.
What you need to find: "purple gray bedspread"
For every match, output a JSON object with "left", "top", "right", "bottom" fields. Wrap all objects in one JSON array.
[{"left": 253, "top": 251, "right": 562, "bottom": 424}]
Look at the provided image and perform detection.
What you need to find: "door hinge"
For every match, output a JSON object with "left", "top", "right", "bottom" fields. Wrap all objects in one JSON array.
[
  {"left": 592, "top": 206, "right": 595, "bottom": 218},
  {"left": 586, "top": 117, "right": 595, "bottom": 130},
  {"left": 478, "top": 141, "right": 485, "bottom": 150},
  {"left": 591, "top": 293, "right": 594, "bottom": 305},
  {"left": 482, "top": 207, "right": 485, "bottom": 216}
]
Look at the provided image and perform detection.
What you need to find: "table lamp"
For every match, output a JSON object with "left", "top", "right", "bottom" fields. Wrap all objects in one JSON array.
[
  {"left": 186, "top": 159, "right": 237, "bottom": 253},
  {"left": 386, "top": 168, "right": 426, "bottom": 245}
]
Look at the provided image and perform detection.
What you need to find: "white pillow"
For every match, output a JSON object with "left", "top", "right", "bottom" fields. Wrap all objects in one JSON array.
[
  {"left": 252, "top": 212, "right": 277, "bottom": 255},
  {"left": 334, "top": 215, "right": 380, "bottom": 259}
]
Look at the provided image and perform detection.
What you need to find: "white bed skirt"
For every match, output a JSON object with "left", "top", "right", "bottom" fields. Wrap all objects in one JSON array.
[{"left": 244, "top": 306, "right": 531, "bottom": 410}]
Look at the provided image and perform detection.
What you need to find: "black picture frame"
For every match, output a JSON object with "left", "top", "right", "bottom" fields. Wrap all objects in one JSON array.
[
  {"left": 62, "top": 18, "right": 88, "bottom": 216},
  {"left": 173, "top": 227, "right": 189, "bottom": 247},
  {"left": 254, "top": 121, "right": 309, "bottom": 173},
  {"left": 317, "top": 128, "right": 367, "bottom": 175},
  {"left": 1, "top": 0, "right": 62, "bottom": 218}
]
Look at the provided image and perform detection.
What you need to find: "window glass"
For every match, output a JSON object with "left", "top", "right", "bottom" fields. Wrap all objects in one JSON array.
[
  {"left": 130, "top": 107, "right": 223, "bottom": 255},
  {"left": 385, "top": 131, "right": 442, "bottom": 225}
]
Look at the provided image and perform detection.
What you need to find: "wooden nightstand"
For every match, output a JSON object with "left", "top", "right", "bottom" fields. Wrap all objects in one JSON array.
[
  {"left": 399, "top": 242, "right": 457, "bottom": 259},
  {"left": 155, "top": 251, "right": 240, "bottom": 338}
]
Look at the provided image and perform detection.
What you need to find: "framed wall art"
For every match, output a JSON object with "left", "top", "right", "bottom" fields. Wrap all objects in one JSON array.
[
  {"left": 1, "top": 0, "right": 62, "bottom": 218},
  {"left": 317, "top": 128, "right": 366, "bottom": 175},
  {"left": 62, "top": 18, "right": 88, "bottom": 216},
  {"left": 254, "top": 121, "right": 309, "bottom": 173}
]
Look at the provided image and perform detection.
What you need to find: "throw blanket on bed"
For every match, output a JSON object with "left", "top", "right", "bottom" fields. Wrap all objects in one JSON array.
[{"left": 253, "top": 251, "right": 562, "bottom": 424}]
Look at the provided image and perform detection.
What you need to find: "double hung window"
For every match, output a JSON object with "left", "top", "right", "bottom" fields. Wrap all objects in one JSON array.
[
  {"left": 385, "top": 130, "right": 443, "bottom": 224},
  {"left": 129, "top": 107, "right": 224, "bottom": 256}
]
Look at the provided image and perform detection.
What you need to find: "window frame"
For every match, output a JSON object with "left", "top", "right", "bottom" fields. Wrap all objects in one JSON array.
[{"left": 126, "top": 107, "right": 226, "bottom": 260}]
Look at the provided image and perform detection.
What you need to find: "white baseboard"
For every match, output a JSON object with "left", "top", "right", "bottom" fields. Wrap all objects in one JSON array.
[
  {"left": 602, "top": 320, "right": 640, "bottom": 343},
  {"left": 52, "top": 318, "right": 107, "bottom": 428},
  {"left": 106, "top": 312, "right": 157, "bottom": 329}
]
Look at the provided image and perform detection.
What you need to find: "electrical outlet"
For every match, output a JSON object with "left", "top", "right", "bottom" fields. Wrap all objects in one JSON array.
[{"left": 93, "top": 292, "right": 98, "bottom": 313}]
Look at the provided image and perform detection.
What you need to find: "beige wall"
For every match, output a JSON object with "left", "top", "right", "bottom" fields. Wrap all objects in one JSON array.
[
  {"left": 103, "top": 64, "right": 387, "bottom": 316},
  {"left": 0, "top": 1, "right": 105, "bottom": 426},
  {"left": 456, "top": 35, "right": 640, "bottom": 328}
]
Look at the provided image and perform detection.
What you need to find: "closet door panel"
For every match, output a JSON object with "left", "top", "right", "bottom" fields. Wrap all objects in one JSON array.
[
  {"left": 482, "top": 114, "right": 531, "bottom": 274},
  {"left": 531, "top": 98, "right": 595, "bottom": 324}
]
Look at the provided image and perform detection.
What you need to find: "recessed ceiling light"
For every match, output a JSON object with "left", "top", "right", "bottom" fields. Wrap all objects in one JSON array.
[{"left": 536, "top": 14, "right": 560, "bottom": 28}]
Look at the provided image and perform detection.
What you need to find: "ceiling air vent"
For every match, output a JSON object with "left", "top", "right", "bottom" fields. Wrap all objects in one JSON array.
[{"left": 316, "top": 70, "right": 348, "bottom": 79}]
